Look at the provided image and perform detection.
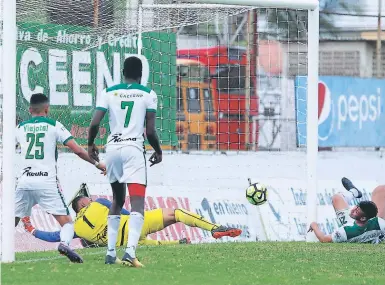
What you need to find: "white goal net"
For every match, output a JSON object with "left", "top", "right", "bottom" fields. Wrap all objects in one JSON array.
[{"left": 1, "top": 0, "right": 319, "bottom": 259}]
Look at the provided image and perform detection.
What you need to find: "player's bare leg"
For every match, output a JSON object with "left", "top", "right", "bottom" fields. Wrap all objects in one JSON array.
[
  {"left": 122, "top": 184, "right": 145, "bottom": 268},
  {"left": 331, "top": 194, "right": 350, "bottom": 211},
  {"left": 372, "top": 185, "right": 385, "bottom": 219},
  {"left": 54, "top": 214, "right": 83, "bottom": 263},
  {"left": 332, "top": 177, "right": 363, "bottom": 227},
  {"left": 105, "top": 181, "right": 126, "bottom": 265},
  {"left": 162, "top": 208, "right": 242, "bottom": 239}
]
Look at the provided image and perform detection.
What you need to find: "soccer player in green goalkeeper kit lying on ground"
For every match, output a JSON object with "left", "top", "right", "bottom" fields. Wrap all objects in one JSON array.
[{"left": 308, "top": 177, "right": 385, "bottom": 243}]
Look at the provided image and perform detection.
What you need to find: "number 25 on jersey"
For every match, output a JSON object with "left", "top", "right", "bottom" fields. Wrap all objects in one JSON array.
[{"left": 25, "top": 133, "right": 45, "bottom": 160}]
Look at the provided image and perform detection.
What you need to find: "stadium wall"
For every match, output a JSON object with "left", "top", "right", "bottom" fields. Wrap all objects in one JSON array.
[{"left": 14, "top": 151, "right": 385, "bottom": 252}]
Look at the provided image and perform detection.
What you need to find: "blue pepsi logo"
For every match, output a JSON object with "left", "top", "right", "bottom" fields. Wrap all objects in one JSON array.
[{"left": 318, "top": 81, "right": 334, "bottom": 141}]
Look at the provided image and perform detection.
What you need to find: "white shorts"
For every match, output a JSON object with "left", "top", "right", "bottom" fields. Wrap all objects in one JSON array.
[
  {"left": 105, "top": 146, "right": 147, "bottom": 185},
  {"left": 335, "top": 208, "right": 354, "bottom": 227},
  {"left": 15, "top": 187, "right": 69, "bottom": 218}
]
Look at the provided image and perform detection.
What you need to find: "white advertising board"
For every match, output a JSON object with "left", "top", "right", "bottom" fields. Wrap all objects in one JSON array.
[
  {"left": 12, "top": 151, "right": 384, "bottom": 252},
  {"left": 259, "top": 179, "right": 380, "bottom": 242}
]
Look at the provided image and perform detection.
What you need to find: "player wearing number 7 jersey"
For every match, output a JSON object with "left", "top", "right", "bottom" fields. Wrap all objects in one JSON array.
[
  {"left": 15, "top": 93, "right": 106, "bottom": 263},
  {"left": 88, "top": 56, "right": 162, "bottom": 267}
]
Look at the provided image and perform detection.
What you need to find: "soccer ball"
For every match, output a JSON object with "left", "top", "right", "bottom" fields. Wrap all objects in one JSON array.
[{"left": 246, "top": 183, "right": 268, "bottom": 206}]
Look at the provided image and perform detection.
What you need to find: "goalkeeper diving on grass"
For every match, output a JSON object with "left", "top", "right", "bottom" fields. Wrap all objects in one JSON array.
[
  {"left": 21, "top": 184, "right": 242, "bottom": 252},
  {"left": 308, "top": 177, "right": 385, "bottom": 243}
]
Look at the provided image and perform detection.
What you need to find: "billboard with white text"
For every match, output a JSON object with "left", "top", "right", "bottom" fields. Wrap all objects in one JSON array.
[{"left": 296, "top": 76, "right": 385, "bottom": 147}]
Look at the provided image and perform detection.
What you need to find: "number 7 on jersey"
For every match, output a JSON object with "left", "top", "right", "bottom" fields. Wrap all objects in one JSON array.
[{"left": 121, "top": 101, "right": 134, "bottom": 128}]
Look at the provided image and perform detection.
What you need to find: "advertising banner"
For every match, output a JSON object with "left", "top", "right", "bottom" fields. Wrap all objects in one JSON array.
[
  {"left": 15, "top": 22, "right": 177, "bottom": 147},
  {"left": 12, "top": 153, "right": 383, "bottom": 252},
  {"left": 296, "top": 76, "right": 385, "bottom": 147},
  {"left": 16, "top": 177, "right": 380, "bottom": 252},
  {"left": 261, "top": 178, "right": 379, "bottom": 241}
]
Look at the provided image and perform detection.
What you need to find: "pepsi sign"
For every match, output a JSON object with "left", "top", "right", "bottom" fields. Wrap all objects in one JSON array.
[{"left": 296, "top": 76, "right": 385, "bottom": 147}]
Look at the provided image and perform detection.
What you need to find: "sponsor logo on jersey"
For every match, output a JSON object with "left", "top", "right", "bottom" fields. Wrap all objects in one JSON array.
[
  {"left": 23, "top": 124, "right": 49, "bottom": 133},
  {"left": 22, "top": 167, "right": 48, "bottom": 177},
  {"left": 96, "top": 225, "right": 108, "bottom": 245},
  {"left": 108, "top": 133, "right": 137, "bottom": 143},
  {"left": 119, "top": 94, "right": 143, "bottom": 99}
]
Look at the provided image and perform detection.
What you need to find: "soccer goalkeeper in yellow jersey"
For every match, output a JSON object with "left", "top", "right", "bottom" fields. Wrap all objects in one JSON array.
[{"left": 22, "top": 196, "right": 242, "bottom": 255}]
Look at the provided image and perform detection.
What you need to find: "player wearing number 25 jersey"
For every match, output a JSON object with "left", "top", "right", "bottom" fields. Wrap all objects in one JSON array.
[
  {"left": 88, "top": 57, "right": 163, "bottom": 267},
  {"left": 15, "top": 93, "right": 106, "bottom": 263},
  {"left": 16, "top": 117, "right": 72, "bottom": 193}
]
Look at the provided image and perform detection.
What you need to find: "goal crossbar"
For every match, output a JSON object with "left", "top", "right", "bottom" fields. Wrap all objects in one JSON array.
[
  {"left": 140, "top": 4, "right": 251, "bottom": 9},
  {"left": 191, "top": 0, "right": 318, "bottom": 10}
]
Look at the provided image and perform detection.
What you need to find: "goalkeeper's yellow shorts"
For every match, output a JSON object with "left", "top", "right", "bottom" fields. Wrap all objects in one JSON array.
[{"left": 121, "top": 209, "right": 165, "bottom": 246}]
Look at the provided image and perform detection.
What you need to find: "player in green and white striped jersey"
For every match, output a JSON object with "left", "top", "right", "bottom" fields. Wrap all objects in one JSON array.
[{"left": 309, "top": 178, "right": 385, "bottom": 244}]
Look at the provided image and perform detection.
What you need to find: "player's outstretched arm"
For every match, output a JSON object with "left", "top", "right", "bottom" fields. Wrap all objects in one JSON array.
[
  {"left": 65, "top": 139, "right": 106, "bottom": 172},
  {"left": 308, "top": 222, "right": 332, "bottom": 243},
  {"left": 55, "top": 121, "right": 104, "bottom": 171},
  {"left": 34, "top": 230, "right": 64, "bottom": 243},
  {"left": 22, "top": 218, "right": 78, "bottom": 242},
  {"left": 146, "top": 111, "right": 162, "bottom": 166},
  {"left": 34, "top": 230, "right": 79, "bottom": 243}
]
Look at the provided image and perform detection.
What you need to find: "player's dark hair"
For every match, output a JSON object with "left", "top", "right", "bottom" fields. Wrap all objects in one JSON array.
[
  {"left": 123, "top": 56, "right": 142, "bottom": 80},
  {"left": 359, "top": 201, "right": 378, "bottom": 220},
  {"left": 72, "top": 195, "right": 86, "bottom": 213},
  {"left": 30, "top": 93, "right": 48, "bottom": 105}
]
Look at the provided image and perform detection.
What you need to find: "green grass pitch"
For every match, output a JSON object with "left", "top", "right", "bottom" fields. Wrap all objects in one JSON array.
[{"left": 2, "top": 242, "right": 385, "bottom": 285}]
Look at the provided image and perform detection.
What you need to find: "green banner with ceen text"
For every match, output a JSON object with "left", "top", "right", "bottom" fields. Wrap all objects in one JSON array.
[{"left": 16, "top": 22, "right": 177, "bottom": 148}]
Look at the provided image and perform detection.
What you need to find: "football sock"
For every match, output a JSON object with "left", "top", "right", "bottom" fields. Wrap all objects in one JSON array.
[
  {"left": 125, "top": 212, "right": 144, "bottom": 258},
  {"left": 339, "top": 191, "right": 355, "bottom": 204},
  {"left": 348, "top": 188, "right": 361, "bottom": 198},
  {"left": 175, "top": 209, "right": 218, "bottom": 231},
  {"left": 107, "top": 215, "right": 121, "bottom": 258},
  {"left": 60, "top": 222, "right": 74, "bottom": 246}
]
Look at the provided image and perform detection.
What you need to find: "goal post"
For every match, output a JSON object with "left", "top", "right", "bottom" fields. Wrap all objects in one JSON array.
[
  {"left": 306, "top": 5, "right": 320, "bottom": 240},
  {"left": 1, "top": 0, "right": 17, "bottom": 263},
  {"left": 1, "top": 0, "right": 319, "bottom": 262}
]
